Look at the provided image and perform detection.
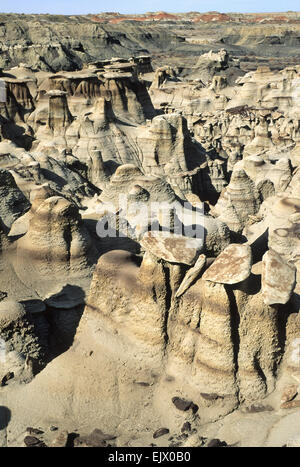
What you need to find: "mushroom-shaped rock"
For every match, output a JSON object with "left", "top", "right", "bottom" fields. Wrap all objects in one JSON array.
[
  {"left": 202, "top": 243, "right": 252, "bottom": 284},
  {"left": 261, "top": 249, "right": 296, "bottom": 305},
  {"left": 140, "top": 231, "right": 203, "bottom": 265},
  {"left": 47, "top": 90, "right": 73, "bottom": 135}
]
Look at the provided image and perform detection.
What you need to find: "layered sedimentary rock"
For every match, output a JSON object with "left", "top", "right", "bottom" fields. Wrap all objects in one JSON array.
[
  {"left": 190, "top": 49, "right": 230, "bottom": 84},
  {"left": 137, "top": 113, "right": 202, "bottom": 177},
  {"left": 47, "top": 90, "right": 73, "bottom": 135},
  {"left": 212, "top": 168, "right": 261, "bottom": 233},
  {"left": 14, "top": 196, "right": 98, "bottom": 298},
  {"left": 0, "top": 40, "right": 300, "bottom": 448},
  {"left": 0, "top": 169, "right": 30, "bottom": 230}
]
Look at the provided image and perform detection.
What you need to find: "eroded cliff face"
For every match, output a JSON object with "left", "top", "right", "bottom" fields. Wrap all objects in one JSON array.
[
  {"left": 69, "top": 241, "right": 296, "bottom": 421},
  {"left": 0, "top": 49, "right": 300, "bottom": 448}
]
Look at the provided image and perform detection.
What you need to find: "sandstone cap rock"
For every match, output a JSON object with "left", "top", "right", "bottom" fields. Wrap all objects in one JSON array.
[
  {"left": 202, "top": 243, "right": 252, "bottom": 284},
  {"left": 261, "top": 249, "right": 296, "bottom": 305},
  {"left": 140, "top": 231, "right": 203, "bottom": 265}
]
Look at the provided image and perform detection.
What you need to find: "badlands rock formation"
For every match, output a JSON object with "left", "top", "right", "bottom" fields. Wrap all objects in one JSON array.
[{"left": 0, "top": 13, "right": 300, "bottom": 448}]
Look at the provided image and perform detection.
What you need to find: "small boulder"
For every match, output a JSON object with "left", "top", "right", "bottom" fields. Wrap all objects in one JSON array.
[
  {"left": 24, "top": 436, "right": 47, "bottom": 447},
  {"left": 172, "top": 397, "right": 198, "bottom": 413},
  {"left": 181, "top": 422, "right": 191, "bottom": 433},
  {"left": 206, "top": 438, "right": 227, "bottom": 447},
  {"left": 73, "top": 429, "right": 115, "bottom": 447},
  {"left": 200, "top": 393, "right": 220, "bottom": 401},
  {"left": 153, "top": 428, "right": 170, "bottom": 439}
]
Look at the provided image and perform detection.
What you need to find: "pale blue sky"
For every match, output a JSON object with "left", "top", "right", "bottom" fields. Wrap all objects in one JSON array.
[{"left": 0, "top": 1, "right": 299, "bottom": 15}]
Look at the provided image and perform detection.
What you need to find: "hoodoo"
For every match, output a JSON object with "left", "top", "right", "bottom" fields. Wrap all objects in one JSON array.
[{"left": 0, "top": 8, "right": 300, "bottom": 449}]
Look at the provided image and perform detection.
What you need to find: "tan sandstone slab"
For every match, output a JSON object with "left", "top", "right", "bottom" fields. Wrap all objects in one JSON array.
[
  {"left": 261, "top": 249, "right": 296, "bottom": 306},
  {"left": 140, "top": 231, "right": 203, "bottom": 265},
  {"left": 202, "top": 243, "right": 252, "bottom": 284},
  {"left": 175, "top": 254, "right": 206, "bottom": 297}
]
